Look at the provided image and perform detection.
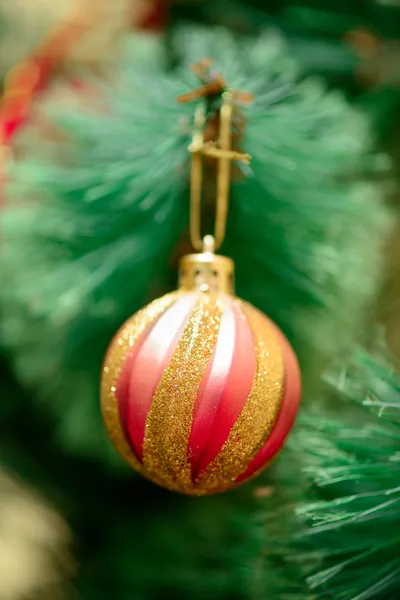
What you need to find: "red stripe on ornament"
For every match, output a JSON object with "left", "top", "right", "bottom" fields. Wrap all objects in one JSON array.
[
  {"left": 191, "top": 299, "right": 256, "bottom": 478},
  {"left": 125, "top": 293, "right": 198, "bottom": 460},
  {"left": 116, "top": 327, "right": 150, "bottom": 459},
  {"left": 236, "top": 320, "right": 301, "bottom": 482},
  {"left": 188, "top": 298, "right": 236, "bottom": 475}
]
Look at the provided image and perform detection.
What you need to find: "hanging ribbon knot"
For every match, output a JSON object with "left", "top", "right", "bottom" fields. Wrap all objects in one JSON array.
[{"left": 177, "top": 58, "right": 253, "bottom": 104}]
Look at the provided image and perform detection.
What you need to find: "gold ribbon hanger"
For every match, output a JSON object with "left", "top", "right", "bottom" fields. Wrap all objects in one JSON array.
[{"left": 188, "top": 91, "right": 251, "bottom": 253}]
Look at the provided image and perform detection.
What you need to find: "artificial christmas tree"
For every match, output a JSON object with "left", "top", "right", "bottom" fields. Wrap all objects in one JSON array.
[{"left": 0, "top": 6, "right": 399, "bottom": 600}]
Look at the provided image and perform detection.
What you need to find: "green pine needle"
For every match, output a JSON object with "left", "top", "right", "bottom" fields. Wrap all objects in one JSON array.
[{"left": 256, "top": 352, "right": 400, "bottom": 600}]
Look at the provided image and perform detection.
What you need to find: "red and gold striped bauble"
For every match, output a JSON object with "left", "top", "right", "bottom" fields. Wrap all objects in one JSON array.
[{"left": 101, "top": 251, "right": 301, "bottom": 495}]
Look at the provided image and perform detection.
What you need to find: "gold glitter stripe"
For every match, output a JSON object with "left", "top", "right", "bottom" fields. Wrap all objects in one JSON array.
[
  {"left": 228, "top": 460, "right": 274, "bottom": 493},
  {"left": 100, "top": 291, "right": 183, "bottom": 473},
  {"left": 196, "top": 300, "right": 284, "bottom": 494},
  {"left": 142, "top": 293, "right": 223, "bottom": 494}
]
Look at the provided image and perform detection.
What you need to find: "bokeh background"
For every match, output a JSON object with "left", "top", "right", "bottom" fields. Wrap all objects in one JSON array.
[{"left": 0, "top": 2, "right": 399, "bottom": 599}]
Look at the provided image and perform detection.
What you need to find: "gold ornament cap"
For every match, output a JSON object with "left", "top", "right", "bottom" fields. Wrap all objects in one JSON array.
[{"left": 179, "top": 235, "right": 234, "bottom": 294}]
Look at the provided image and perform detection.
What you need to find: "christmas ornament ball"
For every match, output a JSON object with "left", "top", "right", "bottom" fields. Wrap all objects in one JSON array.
[{"left": 101, "top": 252, "right": 301, "bottom": 495}]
